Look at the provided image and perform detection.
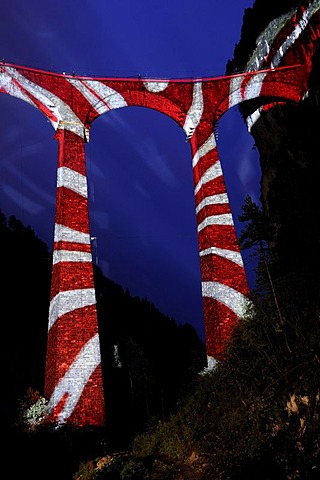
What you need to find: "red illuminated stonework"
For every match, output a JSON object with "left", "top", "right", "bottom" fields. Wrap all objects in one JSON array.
[{"left": 0, "top": 1, "right": 319, "bottom": 425}]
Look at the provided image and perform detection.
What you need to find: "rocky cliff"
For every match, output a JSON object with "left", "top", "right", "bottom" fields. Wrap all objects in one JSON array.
[{"left": 228, "top": 0, "right": 320, "bottom": 298}]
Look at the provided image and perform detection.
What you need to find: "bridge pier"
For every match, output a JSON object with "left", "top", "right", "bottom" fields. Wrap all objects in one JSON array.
[{"left": 44, "top": 127, "right": 105, "bottom": 426}]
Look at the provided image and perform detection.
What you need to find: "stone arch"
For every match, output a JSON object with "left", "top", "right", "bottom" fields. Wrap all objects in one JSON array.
[
  {"left": 0, "top": 57, "right": 316, "bottom": 427},
  {"left": 85, "top": 82, "right": 189, "bottom": 131},
  {"left": 214, "top": 66, "right": 306, "bottom": 124},
  {"left": 87, "top": 104, "right": 203, "bottom": 335}
]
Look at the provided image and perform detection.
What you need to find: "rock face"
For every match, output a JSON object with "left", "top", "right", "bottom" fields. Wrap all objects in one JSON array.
[{"left": 228, "top": 1, "right": 320, "bottom": 297}]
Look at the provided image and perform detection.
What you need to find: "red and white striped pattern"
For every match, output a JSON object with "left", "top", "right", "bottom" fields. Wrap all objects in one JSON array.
[
  {"left": 44, "top": 129, "right": 105, "bottom": 425},
  {"left": 242, "top": 0, "right": 320, "bottom": 130},
  {"left": 0, "top": 0, "right": 319, "bottom": 424}
]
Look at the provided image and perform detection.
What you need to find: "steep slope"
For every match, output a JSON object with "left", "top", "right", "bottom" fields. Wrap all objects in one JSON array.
[{"left": 0, "top": 208, "right": 206, "bottom": 448}]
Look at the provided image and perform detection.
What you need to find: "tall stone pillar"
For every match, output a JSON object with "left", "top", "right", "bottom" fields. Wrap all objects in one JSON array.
[
  {"left": 45, "top": 127, "right": 105, "bottom": 426},
  {"left": 190, "top": 126, "right": 250, "bottom": 369}
]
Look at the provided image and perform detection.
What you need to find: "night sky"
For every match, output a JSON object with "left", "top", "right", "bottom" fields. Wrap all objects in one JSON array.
[{"left": 0, "top": 0, "right": 260, "bottom": 340}]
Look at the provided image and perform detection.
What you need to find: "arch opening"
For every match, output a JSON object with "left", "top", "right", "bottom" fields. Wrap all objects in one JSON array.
[{"left": 87, "top": 105, "right": 205, "bottom": 340}]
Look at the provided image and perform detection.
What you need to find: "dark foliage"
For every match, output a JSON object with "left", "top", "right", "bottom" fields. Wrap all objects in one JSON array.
[
  {"left": 0, "top": 207, "right": 206, "bottom": 477},
  {"left": 94, "top": 265, "right": 207, "bottom": 450},
  {"left": 0, "top": 211, "right": 52, "bottom": 425}
]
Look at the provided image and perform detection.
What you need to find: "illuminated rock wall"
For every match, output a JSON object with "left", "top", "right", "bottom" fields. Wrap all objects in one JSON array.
[{"left": 230, "top": 0, "right": 320, "bottom": 304}]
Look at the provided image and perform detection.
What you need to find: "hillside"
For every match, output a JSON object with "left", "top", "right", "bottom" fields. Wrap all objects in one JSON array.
[{"left": 0, "top": 208, "right": 206, "bottom": 478}]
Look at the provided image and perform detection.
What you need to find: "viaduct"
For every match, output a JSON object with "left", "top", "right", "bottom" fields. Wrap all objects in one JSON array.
[{"left": 0, "top": 1, "right": 319, "bottom": 425}]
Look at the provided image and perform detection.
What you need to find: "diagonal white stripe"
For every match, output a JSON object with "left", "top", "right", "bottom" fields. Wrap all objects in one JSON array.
[
  {"left": 198, "top": 213, "right": 233, "bottom": 232},
  {"left": 0, "top": 70, "right": 38, "bottom": 108},
  {"left": 192, "top": 133, "right": 216, "bottom": 168},
  {"left": 200, "top": 246, "right": 244, "bottom": 267},
  {"left": 194, "top": 161, "right": 223, "bottom": 195},
  {"left": 228, "top": 75, "right": 246, "bottom": 109},
  {"left": 53, "top": 250, "right": 92, "bottom": 265},
  {"left": 4, "top": 66, "right": 83, "bottom": 135},
  {"left": 183, "top": 82, "right": 203, "bottom": 139},
  {"left": 69, "top": 78, "right": 127, "bottom": 114},
  {"left": 54, "top": 224, "right": 90, "bottom": 244},
  {"left": 48, "top": 288, "right": 96, "bottom": 330},
  {"left": 47, "top": 333, "right": 102, "bottom": 424},
  {"left": 202, "top": 281, "right": 248, "bottom": 318},
  {"left": 196, "top": 193, "right": 229, "bottom": 214},
  {"left": 57, "top": 166, "right": 88, "bottom": 197}
]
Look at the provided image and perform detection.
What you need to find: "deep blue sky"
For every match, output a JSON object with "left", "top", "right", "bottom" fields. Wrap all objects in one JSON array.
[{"left": 0, "top": 0, "right": 260, "bottom": 340}]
